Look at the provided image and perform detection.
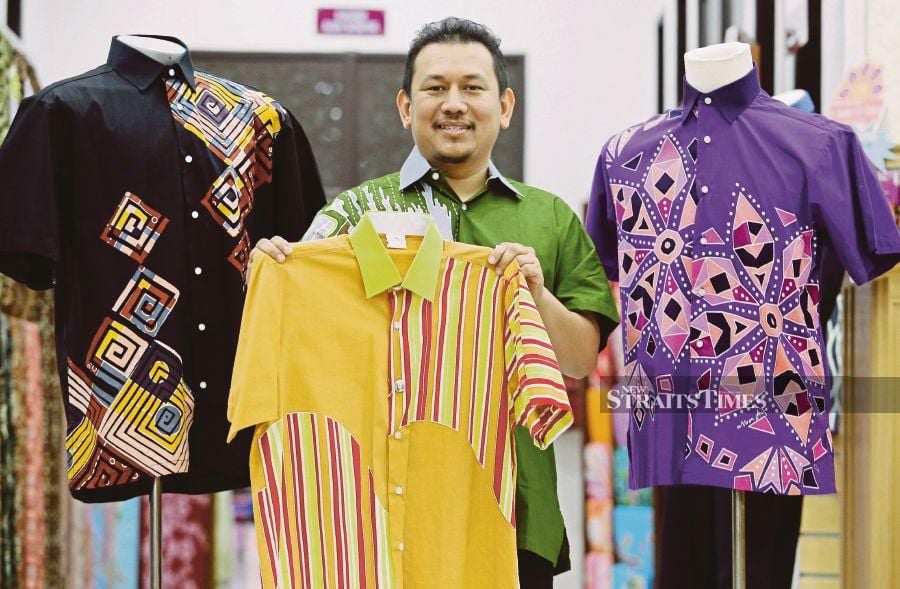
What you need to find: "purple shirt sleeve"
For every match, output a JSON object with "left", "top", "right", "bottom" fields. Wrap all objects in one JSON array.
[
  {"left": 810, "top": 126, "right": 900, "bottom": 285},
  {"left": 586, "top": 142, "right": 619, "bottom": 282}
]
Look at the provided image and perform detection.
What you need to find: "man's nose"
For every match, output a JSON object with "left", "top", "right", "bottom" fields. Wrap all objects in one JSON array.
[{"left": 441, "top": 86, "right": 468, "bottom": 114}]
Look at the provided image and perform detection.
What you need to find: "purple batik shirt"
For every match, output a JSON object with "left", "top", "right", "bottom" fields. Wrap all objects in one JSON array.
[{"left": 586, "top": 70, "right": 900, "bottom": 495}]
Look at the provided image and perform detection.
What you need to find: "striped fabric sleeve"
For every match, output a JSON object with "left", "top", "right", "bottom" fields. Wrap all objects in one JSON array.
[{"left": 504, "top": 268, "right": 574, "bottom": 449}]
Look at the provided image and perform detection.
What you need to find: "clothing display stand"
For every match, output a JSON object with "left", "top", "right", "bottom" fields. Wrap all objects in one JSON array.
[
  {"left": 151, "top": 478, "right": 162, "bottom": 588},
  {"left": 105, "top": 35, "right": 184, "bottom": 589},
  {"left": 681, "top": 42, "right": 756, "bottom": 589},
  {"left": 732, "top": 489, "right": 746, "bottom": 589}
]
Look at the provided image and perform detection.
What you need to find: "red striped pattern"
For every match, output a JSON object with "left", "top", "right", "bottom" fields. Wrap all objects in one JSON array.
[
  {"left": 383, "top": 260, "right": 572, "bottom": 523},
  {"left": 254, "top": 414, "right": 392, "bottom": 588}
]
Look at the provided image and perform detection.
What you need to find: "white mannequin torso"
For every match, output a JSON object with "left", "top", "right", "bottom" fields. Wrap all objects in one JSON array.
[
  {"left": 118, "top": 35, "right": 185, "bottom": 65},
  {"left": 684, "top": 42, "right": 753, "bottom": 93}
]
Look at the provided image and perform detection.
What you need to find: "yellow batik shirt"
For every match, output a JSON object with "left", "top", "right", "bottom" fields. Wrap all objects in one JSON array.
[{"left": 227, "top": 215, "right": 573, "bottom": 588}]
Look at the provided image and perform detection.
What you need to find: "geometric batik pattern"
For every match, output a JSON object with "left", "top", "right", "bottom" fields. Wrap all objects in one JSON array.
[
  {"left": 167, "top": 71, "right": 283, "bottom": 281},
  {"left": 70, "top": 444, "right": 146, "bottom": 491},
  {"left": 688, "top": 187, "right": 828, "bottom": 494},
  {"left": 85, "top": 317, "right": 150, "bottom": 404},
  {"left": 229, "top": 231, "right": 252, "bottom": 284},
  {"left": 112, "top": 267, "right": 180, "bottom": 337},
  {"left": 609, "top": 129, "right": 697, "bottom": 410},
  {"left": 97, "top": 372, "right": 193, "bottom": 477},
  {"left": 100, "top": 191, "right": 169, "bottom": 263},
  {"left": 605, "top": 125, "right": 832, "bottom": 495},
  {"left": 67, "top": 312, "right": 194, "bottom": 485},
  {"left": 703, "top": 186, "right": 825, "bottom": 450},
  {"left": 66, "top": 216, "right": 192, "bottom": 490}
]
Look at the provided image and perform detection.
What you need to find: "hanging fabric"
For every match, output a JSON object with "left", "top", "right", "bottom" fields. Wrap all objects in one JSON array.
[{"left": 0, "top": 29, "right": 68, "bottom": 589}]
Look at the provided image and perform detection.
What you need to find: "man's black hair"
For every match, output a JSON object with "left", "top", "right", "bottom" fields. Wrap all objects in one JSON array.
[{"left": 402, "top": 17, "right": 509, "bottom": 95}]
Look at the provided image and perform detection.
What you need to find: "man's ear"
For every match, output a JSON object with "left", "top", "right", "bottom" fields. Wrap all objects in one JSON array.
[
  {"left": 397, "top": 89, "right": 412, "bottom": 129},
  {"left": 499, "top": 88, "right": 516, "bottom": 130}
]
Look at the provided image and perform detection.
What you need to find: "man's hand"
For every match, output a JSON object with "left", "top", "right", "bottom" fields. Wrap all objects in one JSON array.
[
  {"left": 249, "top": 236, "right": 293, "bottom": 273},
  {"left": 490, "top": 241, "right": 600, "bottom": 378},
  {"left": 488, "top": 242, "right": 545, "bottom": 303}
]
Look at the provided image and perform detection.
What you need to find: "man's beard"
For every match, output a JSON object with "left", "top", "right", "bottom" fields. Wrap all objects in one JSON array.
[{"left": 433, "top": 148, "right": 473, "bottom": 165}]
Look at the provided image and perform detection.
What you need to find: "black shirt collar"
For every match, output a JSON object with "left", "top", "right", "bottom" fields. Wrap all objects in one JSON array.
[
  {"left": 680, "top": 67, "right": 761, "bottom": 124},
  {"left": 107, "top": 35, "right": 196, "bottom": 92}
]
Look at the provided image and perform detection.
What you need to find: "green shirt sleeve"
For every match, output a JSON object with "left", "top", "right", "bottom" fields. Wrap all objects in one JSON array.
[
  {"left": 301, "top": 191, "right": 356, "bottom": 241},
  {"left": 551, "top": 197, "right": 620, "bottom": 341}
]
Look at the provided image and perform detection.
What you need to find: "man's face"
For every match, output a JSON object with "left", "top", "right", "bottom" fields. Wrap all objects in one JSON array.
[{"left": 397, "top": 42, "right": 515, "bottom": 170}]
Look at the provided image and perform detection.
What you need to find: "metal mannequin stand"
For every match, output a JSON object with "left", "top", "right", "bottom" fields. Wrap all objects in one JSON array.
[
  {"left": 732, "top": 489, "right": 746, "bottom": 589},
  {"left": 151, "top": 478, "right": 162, "bottom": 589}
]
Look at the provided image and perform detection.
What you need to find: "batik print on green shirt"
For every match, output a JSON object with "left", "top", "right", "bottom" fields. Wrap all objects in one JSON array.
[{"left": 304, "top": 148, "right": 619, "bottom": 571}]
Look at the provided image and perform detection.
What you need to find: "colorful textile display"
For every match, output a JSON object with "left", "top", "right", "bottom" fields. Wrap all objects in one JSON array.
[{"left": 139, "top": 494, "right": 212, "bottom": 589}]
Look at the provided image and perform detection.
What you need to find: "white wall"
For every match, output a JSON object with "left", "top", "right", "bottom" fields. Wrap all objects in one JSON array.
[
  {"left": 22, "top": 0, "right": 664, "bottom": 214},
  {"left": 868, "top": 0, "right": 900, "bottom": 139}
]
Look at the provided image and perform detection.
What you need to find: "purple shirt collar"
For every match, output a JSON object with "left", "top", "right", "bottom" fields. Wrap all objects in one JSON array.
[{"left": 679, "top": 67, "right": 761, "bottom": 124}]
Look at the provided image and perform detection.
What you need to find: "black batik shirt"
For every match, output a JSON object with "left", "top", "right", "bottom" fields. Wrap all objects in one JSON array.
[{"left": 0, "top": 36, "right": 325, "bottom": 502}]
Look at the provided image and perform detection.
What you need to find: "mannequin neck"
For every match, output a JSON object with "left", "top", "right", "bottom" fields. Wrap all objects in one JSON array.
[
  {"left": 684, "top": 42, "right": 753, "bottom": 93},
  {"left": 118, "top": 35, "right": 186, "bottom": 65}
]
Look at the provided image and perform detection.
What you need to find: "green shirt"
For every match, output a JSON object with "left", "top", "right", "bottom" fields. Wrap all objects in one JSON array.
[{"left": 303, "top": 148, "right": 619, "bottom": 569}]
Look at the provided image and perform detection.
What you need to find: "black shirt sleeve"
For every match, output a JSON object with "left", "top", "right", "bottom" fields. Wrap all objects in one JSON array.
[
  {"left": 268, "top": 107, "right": 326, "bottom": 241},
  {"left": 0, "top": 93, "right": 67, "bottom": 289}
]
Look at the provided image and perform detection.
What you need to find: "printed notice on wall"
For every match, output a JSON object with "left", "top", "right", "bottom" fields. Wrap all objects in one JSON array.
[{"left": 317, "top": 9, "right": 385, "bottom": 35}]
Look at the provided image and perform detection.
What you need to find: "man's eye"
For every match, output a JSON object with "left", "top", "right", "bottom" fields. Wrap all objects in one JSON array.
[
  {"left": 466, "top": 85, "right": 484, "bottom": 91},
  {"left": 426, "top": 86, "right": 445, "bottom": 92}
]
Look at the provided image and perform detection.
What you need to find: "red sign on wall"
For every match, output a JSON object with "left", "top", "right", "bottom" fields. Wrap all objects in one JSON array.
[{"left": 317, "top": 9, "right": 385, "bottom": 36}]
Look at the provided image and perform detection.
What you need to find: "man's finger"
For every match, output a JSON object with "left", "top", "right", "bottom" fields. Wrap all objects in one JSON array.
[
  {"left": 517, "top": 257, "right": 540, "bottom": 273},
  {"left": 254, "top": 238, "right": 288, "bottom": 262},
  {"left": 495, "top": 246, "right": 522, "bottom": 273},
  {"left": 488, "top": 242, "right": 510, "bottom": 264},
  {"left": 270, "top": 235, "right": 294, "bottom": 256}
]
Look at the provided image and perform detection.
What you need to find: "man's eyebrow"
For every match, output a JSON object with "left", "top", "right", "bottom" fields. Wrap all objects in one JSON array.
[
  {"left": 420, "top": 74, "right": 448, "bottom": 84},
  {"left": 419, "top": 73, "right": 489, "bottom": 84}
]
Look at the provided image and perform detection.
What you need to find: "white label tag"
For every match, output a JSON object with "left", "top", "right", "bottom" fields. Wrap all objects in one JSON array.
[{"left": 386, "top": 233, "right": 407, "bottom": 249}]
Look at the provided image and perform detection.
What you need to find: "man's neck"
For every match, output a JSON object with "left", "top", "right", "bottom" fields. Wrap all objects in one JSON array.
[{"left": 439, "top": 162, "right": 490, "bottom": 202}]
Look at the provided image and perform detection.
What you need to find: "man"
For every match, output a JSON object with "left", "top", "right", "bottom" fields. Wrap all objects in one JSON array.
[{"left": 254, "top": 17, "right": 618, "bottom": 586}]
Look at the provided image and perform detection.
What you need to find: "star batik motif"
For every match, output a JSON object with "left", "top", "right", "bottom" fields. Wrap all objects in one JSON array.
[
  {"left": 606, "top": 126, "right": 832, "bottom": 495},
  {"left": 686, "top": 183, "right": 830, "bottom": 493},
  {"left": 607, "top": 130, "right": 698, "bottom": 429}
]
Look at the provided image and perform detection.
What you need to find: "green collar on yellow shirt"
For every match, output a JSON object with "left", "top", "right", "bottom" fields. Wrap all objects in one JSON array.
[{"left": 348, "top": 213, "right": 444, "bottom": 302}]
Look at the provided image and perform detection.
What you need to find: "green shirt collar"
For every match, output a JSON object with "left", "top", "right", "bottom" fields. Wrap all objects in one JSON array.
[
  {"left": 398, "top": 147, "right": 524, "bottom": 199},
  {"left": 348, "top": 213, "right": 444, "bottom": 301}
]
